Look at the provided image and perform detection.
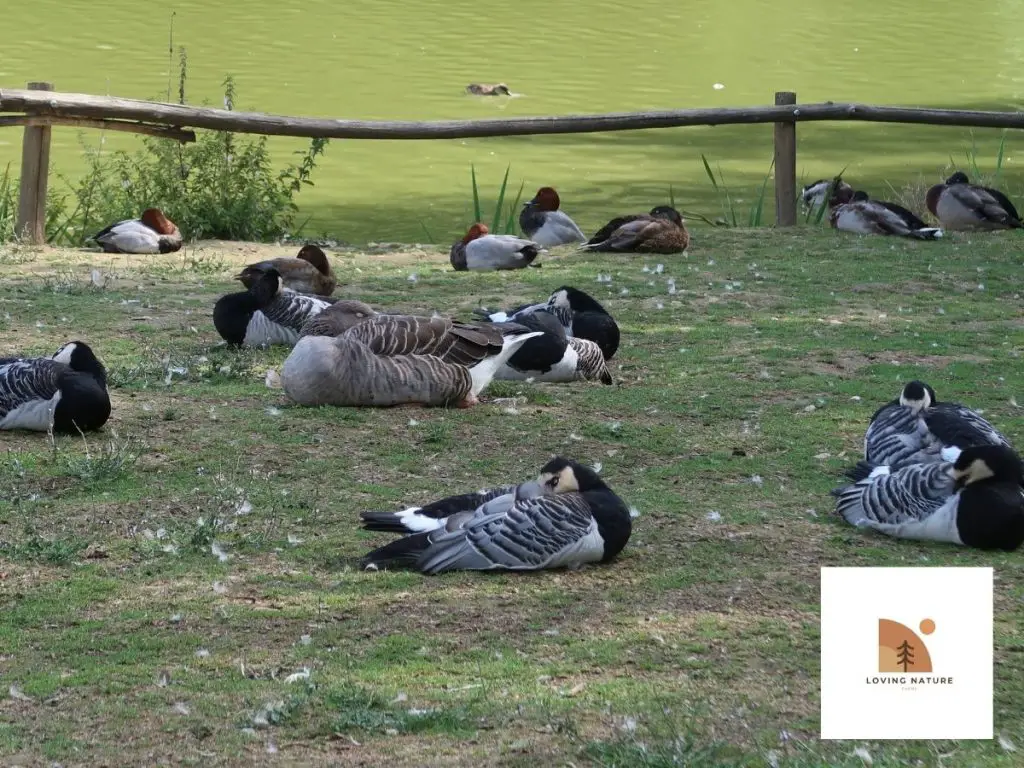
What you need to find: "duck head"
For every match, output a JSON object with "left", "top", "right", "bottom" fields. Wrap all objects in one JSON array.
[
  {"left": 649, "top": 206, "right": 685, "bottom": 227},
  {"left": 296, "top": 244, "right": 331, "bottom": 276},
  {"left": 461, "top": 222, "right": 489, "bottom": 244},
  {"left": 827, "top": 177, "right": 856, "bottom": 207},
  {"left": 251, "top": 268, "right": 285, "bottom": 304},
  {"left": 946, "top": 171, "right": 970, "bottom": 185},
  {"left": 140, "top": 208, "right": 177, "bottom": 235},
  {"left": 951, "top": 445, "right": 1024, "bottom": 488},
  {"left": 524, "top": 187, "right": 561, "bottom": 212},
  {"left": 898, "top": 380, "right": 936, "bottom": 411}
]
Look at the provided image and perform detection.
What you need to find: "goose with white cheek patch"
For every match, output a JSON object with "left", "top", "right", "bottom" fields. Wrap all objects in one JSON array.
[
  {"left": 281, "top": 307, "right": 542, "bottom": 408},
  {"left": 450, "top": 223, "right": 542, "bottom": 271},
  {"left": 235, "top": 244, "right": 337, "bottom": 297},
  {"left": 474, "top": 286, "right": 620, "bottom": 361},
  {"left": 0, "top": 341, "right": 110, "bottom": 433},
  {"left": 93, "top": 208, "right": 182, "bottom": 254},
  {"left": 213, "top": 268, "right": 332, "bottom": 348},
  {"left": 582, "top": 206, "right": 689, "bottom": 254},
  {"left": 494, "top": 309, "right": 612, "bottom": 384},
  {"left": 864, "top": 380, "right": 1013, "bottom": 473},
  {"left": 519, "top": 187, "right": 587, "bottom": 247},
  {"left": 926, "top": 171, "right": 1023, "bottom": 231},
  {"left": 801, "top": 178, "right": 853, "bottom": 212},
  {"left": 833, "top": 445, "right": 1024, "bottom": 551},
  {"left": 360, "top": 457, "right": 632, "bottom": 573},
  {"left": 829, "top": 187, "right": 942, "bottom": 240}
]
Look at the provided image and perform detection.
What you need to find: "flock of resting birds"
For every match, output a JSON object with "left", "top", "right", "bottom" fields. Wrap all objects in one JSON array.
[{"left": 0, "top": 178, "right": 1022, "bottom": 573}]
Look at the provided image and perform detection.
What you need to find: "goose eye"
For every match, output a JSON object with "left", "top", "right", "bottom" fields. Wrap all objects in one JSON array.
[{"left": 546, "top": 477, "right": 559, "bottom": 489}]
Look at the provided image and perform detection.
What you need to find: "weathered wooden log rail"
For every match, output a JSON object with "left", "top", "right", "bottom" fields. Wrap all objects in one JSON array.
[{"left": 3, "top": 82, "right": 1024, "bottom": 243}]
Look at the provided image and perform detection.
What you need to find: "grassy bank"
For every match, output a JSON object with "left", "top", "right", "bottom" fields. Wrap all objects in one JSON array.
[{"left": 0, "top": 229, "right": 1021, "bottom": 766}]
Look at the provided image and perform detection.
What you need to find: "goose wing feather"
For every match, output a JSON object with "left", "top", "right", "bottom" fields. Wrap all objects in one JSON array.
[
  {"left": 345, "top": 315, "right": 514, "bottom": 367},
  {"left": 260, "top": 291, "right": 332, "bottom": 331},
  {"left": 865, "top": 404, "right": 943, "bottom": 468},
  {"left": 416, "top": 493, "right": 599, "bottom": 574},
  {"left": 925, "top": 403, "right": 1012, "bottom": 449},
  {"left": 0, "top": 359, "right": 63, "bottom": 417},
  {"left": 834, "top": 462, "right": 956, "bottom": 527}
]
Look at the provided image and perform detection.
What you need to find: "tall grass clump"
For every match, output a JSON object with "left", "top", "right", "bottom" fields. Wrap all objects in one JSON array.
[
  {"left": 699, "top": 154, "right": 774, "bottom": 227},
  {"left": 468, "top": 164, "right": 525, "bottom": 234},
  {"left": 59, "top": 48, "right": 327, "bottom": 245},
  {"left": 0, "top": 164, "right": 75, "bottom": 245}
]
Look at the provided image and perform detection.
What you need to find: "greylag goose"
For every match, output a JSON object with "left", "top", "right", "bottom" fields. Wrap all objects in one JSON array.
[
  {"left": 0, "top": 341, "right": 110, "bottom": 432},
  {"left": 281, "top": 313, "right": 542, "bottom": 408},
  {"left": 360, "top": 457, "right": 632, "bottom": 573}
]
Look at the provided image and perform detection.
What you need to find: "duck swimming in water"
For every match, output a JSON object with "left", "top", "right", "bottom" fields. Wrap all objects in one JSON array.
[
  {"left": 519, "top": 187, "right": 587, "bottom": 247},
  {"left": 466, "top": 83, "right": 511, "bottom": 96},
  {"left": 926, "top": 172, "right": 1023, "bottom": 231}
]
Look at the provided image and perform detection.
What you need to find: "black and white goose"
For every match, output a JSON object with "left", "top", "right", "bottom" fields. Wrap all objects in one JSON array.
[
  {"left": 360, "top": 457, "right": 633, "bottom": 574},
  {"left": 361, "top": 484, "right": 520, "bottom": 534},
  {"left": 865, "top": 380, "right": 1013, "bottom": 472},
  {"left": 474, "top": 286, "right": 620, "bottom": 361},
  {"left": 0, "top": 341, "right": 111, "bottom": 433},
  {"left": 213, "top": 268, "right": 332, "bottom": 347},
  {"left": 833, "top": 444, "right": 1024, "bottom": 550}
]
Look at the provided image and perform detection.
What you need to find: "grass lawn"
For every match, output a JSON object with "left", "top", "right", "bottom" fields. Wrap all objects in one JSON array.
[{"left": 0, "top": 229, "right": 1021, "bottom": 767}]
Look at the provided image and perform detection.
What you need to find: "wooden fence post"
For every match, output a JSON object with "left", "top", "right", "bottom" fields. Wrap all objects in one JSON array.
[
  {"left": 16, "top": 81, "right": 54, "bottom": 244},
  {"left": 773, "top": 91, "right": 797, "bottom": 227}
]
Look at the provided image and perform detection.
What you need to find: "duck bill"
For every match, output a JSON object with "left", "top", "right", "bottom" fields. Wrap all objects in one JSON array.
[{"left": 513, "top": 480, "right": 546, "bottom": 500}]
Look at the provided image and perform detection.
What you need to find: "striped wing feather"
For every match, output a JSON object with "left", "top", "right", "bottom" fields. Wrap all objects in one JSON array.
[{"left": 0, "top": 359, "right": 62, "bottom": 416}]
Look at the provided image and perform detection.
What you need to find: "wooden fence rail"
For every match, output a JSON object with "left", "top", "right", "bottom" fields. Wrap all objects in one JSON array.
[{"left": 3, "top": 83, "right": 1024, "bottom": 244}]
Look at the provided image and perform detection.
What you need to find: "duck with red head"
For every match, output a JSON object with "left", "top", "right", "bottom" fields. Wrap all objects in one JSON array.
[
  {"left": 925, "top": 171, "right": 1023, "bottom": 231},
  {"left": 235, "top": 243, "right": 337, "bottom": 297},
  {"left": 92, "top": 208, "right": 182, "bottom": 254},
  {"left": 519, "top": 186, "right": 588, "bottom": 247},
  {"left": 827, "top": 179, "right": 942, "bottom": 240},
  {"left": 449, "top": 222, "right": 542, "bottom": 271}
]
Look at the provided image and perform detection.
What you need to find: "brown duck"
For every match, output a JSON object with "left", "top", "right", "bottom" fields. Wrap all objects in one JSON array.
[
  {"left": 582, "top": 206, "right": 689, "bottom": 254},
  {"left": 235, "top": 244, "right": 337, "bottom": 296}
]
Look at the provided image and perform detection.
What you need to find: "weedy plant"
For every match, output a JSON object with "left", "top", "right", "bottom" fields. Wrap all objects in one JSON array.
[
  {"left": 699, "top": 154, "right": 775, "bottom": 227},
  {"left": 469, "top": 163, "right": 525, "bottom": 234},
  {"left": 50, "top": 430, "right": 142, "bottom": 485}
]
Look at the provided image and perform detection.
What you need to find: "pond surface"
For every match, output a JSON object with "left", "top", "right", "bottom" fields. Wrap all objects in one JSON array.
[{"left": 3, "top": 0, "right": 1024, "bottom": 242}]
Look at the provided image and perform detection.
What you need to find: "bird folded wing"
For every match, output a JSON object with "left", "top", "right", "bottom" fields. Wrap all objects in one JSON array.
[
  {"left": 834, "top": 462, "right": 955, "bottom": 526},
  {"left": 0, "top": 360, "right": 62, "bottom": 416},
  {"left": 924, "top": 404, "right": 1012, "bottom": 450},
  {"left": 416, "top": 494, "right": 596, "bottom": 574}
]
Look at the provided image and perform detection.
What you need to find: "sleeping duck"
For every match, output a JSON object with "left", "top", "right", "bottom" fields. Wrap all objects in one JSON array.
[
  {"left": 450, "top": 223, "right": 542, "bottom": 271},
  {"left": 833, "top": 444, "right": 1024, "bottom": 550},
  {"left": 93, "top": 208, "right": 182, "bottom": 254},
  {"left": 926, "top": 172, "right": 1023, "bottom": 231},
  {"left": 582, "top": 206, "right": 689, "bottom": 254},
  {"left": 475, "top": 286, "right": 620, "bottom": 360},
  {"left": 213, "top": 269, "right": 332, "bottom": 347},
  {"left": 830, "top": 186, "right": 942, "bottom": 240},
  {"left": 801, "top": 178, "right": 853, "bottom": 212},
  {"left": 281, "top": 308, "right": 542, "bottom": 408},
  {"left": 519, "top": 187, "right": 587, "bottom": 247},
  {"left": 0, "top": 341, "right": 110, "bottom": 433},
  {"left": 235, "top": 244, "right": 336, "bottom": 297},
  {"left": 359, "top": 457, "right": 633, "bottom": 573}
]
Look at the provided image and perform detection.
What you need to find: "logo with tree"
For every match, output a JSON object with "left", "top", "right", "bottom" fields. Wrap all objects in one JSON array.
[{"left": 878, "top": 618, "right": 935, "bottom": 673}]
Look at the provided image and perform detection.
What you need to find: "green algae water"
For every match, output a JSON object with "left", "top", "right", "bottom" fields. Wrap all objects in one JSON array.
[{"left": 3, "top": 0, "right": 1024, "bottom": 243}]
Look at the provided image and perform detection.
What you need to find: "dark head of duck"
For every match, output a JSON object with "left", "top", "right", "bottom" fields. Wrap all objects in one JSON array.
[
  {"left": 551, "top": 286, "right": 610, "bottom": 316},
  {"left": 827, "top": 177, "right": 857, "bottom": 207},
  {"left": 250, "top": 268, "right": 285, "bottom": 305},
  {"left": 649, "top": 206, "right": 684, "bottom": 227},
  {"left": 524, "top": 187, "right": 561, "bottom": 212},
  {"left": 296, "top": 244, "right": 331, "bottom": 276}
]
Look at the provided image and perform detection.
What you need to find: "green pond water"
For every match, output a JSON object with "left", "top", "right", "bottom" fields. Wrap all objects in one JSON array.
[{"left": 3, "top": 0, "right": 1024, "bottom": 243}]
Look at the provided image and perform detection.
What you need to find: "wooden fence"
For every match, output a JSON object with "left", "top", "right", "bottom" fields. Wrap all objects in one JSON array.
[{"left": 3, "top": 83, "right": 1024, "bottom": 244}]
